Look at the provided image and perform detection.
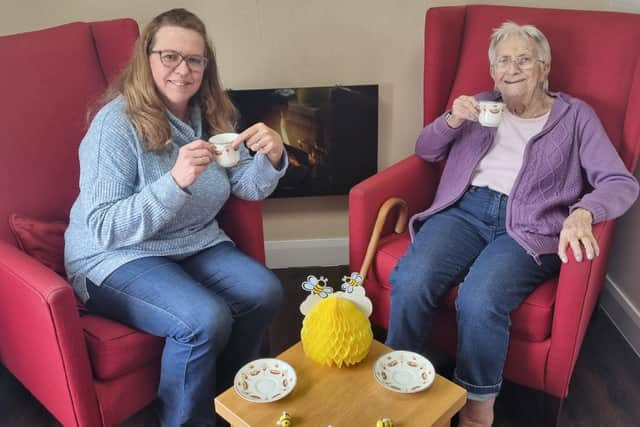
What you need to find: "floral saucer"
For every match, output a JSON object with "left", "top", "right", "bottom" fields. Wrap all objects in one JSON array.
[
  {"left": 233, "top": 358, "right": 297, "bottom": 403},
  {"left": 373, "top": 350, "right": 435, "bottom": 393}
]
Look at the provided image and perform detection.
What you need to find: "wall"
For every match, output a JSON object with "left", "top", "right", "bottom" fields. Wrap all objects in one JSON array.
[
  {"left": 8, "top": 1, "right": 640, "bottom": 349},
  {"left": 600, "top": 0, "right": 640, "bottom": 356},
  {"left": 4, "top": 0, "right": 638, "bottom": 349},
  {"left": 0, "top": 0, "right": 608, "bottom": 255},
  {"left": 605, "top": 167, "right": 640, "bottom": 356}
]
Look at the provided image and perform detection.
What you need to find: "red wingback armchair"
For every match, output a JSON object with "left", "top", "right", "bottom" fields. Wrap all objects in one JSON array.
[
  {"left": 349, "top": 5, "right": 640, "bottom": 423},
  {"left": 0, "top": 19, "right": 267, "bottom": 427}
]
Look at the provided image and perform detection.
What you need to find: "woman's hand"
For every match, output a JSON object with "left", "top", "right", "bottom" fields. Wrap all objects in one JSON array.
[
  {"left": 447, "top": 95, "right": 480, "bottom": 128},
  {"left": 233, "top": 122, "right": 284, "bottom": 167},
  {"left": 557, "top": 208, "right": 599, "bottom": 263},
  {"left": 170, "top": 139, "right": 214, "bottom": 189}
]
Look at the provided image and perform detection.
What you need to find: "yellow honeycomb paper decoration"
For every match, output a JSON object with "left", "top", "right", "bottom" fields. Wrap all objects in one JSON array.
[{"left": 300, "top": 295, "right": 373, "bottom": 367}]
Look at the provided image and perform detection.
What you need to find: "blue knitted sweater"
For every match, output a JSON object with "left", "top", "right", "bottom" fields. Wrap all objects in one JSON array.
[{"left": 64, "top": 97, "right": 286, "bottom": 302}]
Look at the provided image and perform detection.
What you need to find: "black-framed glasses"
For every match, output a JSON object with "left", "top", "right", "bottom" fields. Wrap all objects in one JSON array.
[
  {"left": 493, "top": 55, "right": 544, "bottom": 71},
  {"left": 150, "top": 50, "right": 208, "bottom": 72}
]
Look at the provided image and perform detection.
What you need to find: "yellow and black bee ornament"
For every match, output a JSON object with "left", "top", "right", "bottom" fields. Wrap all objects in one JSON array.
[
  {"left": 299, "top": 274, "right": 373, "bottom": 367},
  {"left": 276, "top": 411, "right": 292, "bottom": 427}
]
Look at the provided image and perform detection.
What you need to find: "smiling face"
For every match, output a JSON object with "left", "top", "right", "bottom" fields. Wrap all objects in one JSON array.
[
  {"left": 149, "top": 25, "right": 206, "bottom": 120},
  {"left": 490, "top": 35, "right": 550, "bottom": 106}
]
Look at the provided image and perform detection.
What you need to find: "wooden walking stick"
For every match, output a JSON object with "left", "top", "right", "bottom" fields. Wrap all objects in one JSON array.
[{"left": 359, "top": 197, "right": 409, "bottom": 282}]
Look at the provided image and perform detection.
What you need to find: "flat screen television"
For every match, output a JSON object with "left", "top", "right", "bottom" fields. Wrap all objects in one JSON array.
[{"left": 227, "top": 84, "right": 378, "bottom": 198}]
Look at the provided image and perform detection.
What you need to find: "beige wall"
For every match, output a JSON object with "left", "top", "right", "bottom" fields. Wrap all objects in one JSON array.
[
  {"left": 607, "top": 161, "right": 640, "bottom": 350},
  {"left": 4, "top": 0, "right": 640, "bottom": 348},
  {"left": 609, "top": 165, "right": 640, "bottom": 304},
  {"left": 0, "top": 0, "right": 610, "bottom": 242}
]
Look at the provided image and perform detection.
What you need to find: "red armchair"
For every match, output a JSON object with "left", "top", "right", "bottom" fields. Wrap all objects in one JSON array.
[
  {"left": 349, "top": 5, "right": 640, "bottom": 424},
  {"left": 0, "top": 19, "right": 267, "bottom": 427}
]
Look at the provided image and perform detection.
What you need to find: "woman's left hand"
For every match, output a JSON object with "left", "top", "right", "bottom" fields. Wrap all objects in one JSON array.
[
  {"left": 557, "top": 208, "right": 599, "bottom": 263},
  {"left": 233, "top": 122, "right": 285, "bottom": 167}
]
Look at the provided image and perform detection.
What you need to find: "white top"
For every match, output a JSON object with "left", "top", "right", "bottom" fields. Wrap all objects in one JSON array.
[{"left": 471, "top": 109, "right": 550, "bottom": 195}]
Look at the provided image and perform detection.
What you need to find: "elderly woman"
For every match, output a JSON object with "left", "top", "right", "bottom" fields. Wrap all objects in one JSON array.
[
  {"left": 65, "top": 8, "right": 287, "bottom": 427},
  {"left": 385, "top": 21, "right": 638, "bottom": 426}
]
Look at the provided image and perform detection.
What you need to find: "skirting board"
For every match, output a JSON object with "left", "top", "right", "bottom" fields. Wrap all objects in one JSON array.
[
  {"left": 600, "top": 275, "right": 640, "bottom": 358},
  {"left": 265, "top": 238, "right": 349, "bottom": 269}
]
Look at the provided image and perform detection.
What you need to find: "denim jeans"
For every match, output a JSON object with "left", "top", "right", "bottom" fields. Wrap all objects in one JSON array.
[
  {"left": 385, "top": 186, "right": 560, "bottom": 400},
  {"left": 86, "top": 242, "right": 283, "bottom": 427}
]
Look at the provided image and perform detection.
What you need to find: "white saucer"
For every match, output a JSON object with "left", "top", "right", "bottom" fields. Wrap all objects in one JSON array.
[
  {"left": 373, "top": 350, "right": 435, "bottom": 393},
  {"left": 233, "top": 358, "right": 297, "bottom": 403}
]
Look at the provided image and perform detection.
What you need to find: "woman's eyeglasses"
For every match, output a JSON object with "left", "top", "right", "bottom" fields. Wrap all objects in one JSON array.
[
  {"left": 493, "top": 55, "right": 544, "bottom": 71},
  {"left": 150, "top": 50, "right": 208, "bottom": 72}
]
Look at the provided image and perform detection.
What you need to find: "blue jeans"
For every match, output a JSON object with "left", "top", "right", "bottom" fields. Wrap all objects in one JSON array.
[
  {"left": 385, "top": 186, "right": 560, "bottom": 400},
  {"left": 86, "top": 242, "right": 283, "bottom": 427}
]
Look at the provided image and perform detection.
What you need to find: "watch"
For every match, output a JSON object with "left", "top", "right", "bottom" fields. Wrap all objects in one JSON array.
[{"left": 444, "top": 111, "right": 454, "bottom": 128}]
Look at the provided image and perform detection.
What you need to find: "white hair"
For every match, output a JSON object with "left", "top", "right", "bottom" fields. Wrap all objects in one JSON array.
[{"left": 488, "top": 21, "right": 551, "bottom": 91}]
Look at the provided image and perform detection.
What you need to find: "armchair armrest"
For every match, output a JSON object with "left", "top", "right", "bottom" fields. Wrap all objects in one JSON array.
[
  {"left": 217, "top": 196, "right": 266, "bottom": 264},
  {"left": 0, "top": 241, "right": 101, "bottom": 426},
  {"left": 545, "top": 220, "right": 615, "bottom": 398},
  {"left": 348, "top": 154, "right": 439, "bottom": 271}
]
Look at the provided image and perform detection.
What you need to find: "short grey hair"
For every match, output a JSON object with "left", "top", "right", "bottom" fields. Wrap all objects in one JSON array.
[{"left": 488, "top": 21, "right": 551, "bottom": 91}]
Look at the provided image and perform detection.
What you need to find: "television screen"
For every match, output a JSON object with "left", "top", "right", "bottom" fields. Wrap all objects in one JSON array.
[{"left": 227, "top": 85, "right": 378, "bottom": 198}]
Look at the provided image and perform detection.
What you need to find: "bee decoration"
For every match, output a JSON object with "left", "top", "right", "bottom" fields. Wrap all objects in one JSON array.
[
  {"left": 276, "top": 411, "right": 292, "bottom": 427},
  {"left": 301, "top": 275, "right": 334, "bottom": 298},
  {"left": 376, "top": 417, "right": 393, "bottom": 427},
  {"left": 340, "top": 272, "right": 363, "bottom": 293}
]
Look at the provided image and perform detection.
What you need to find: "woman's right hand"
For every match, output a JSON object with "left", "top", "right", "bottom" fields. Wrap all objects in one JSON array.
[
  {"left": 448, "top": 95, "right": 479, "bottom": 128},
  {"left": 170, "top": 139, "right": 215, "bottom": 189}
]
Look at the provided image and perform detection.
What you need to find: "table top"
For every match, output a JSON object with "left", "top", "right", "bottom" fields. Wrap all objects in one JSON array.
[{"left": 215, "top": 340, "right": 466, "bottom": 427}]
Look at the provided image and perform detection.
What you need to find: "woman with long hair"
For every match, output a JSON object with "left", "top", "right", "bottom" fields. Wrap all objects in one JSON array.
[{"left": 65, "top": 9, "right": 287, "bottom": 426}]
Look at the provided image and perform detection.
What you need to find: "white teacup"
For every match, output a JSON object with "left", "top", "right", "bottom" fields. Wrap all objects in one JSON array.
[
  {"left": 209, "top": 133, "right": 240, "bottom": 167},
  {"left": 477, "top": 101, "right": 505, "bottom": 127}
]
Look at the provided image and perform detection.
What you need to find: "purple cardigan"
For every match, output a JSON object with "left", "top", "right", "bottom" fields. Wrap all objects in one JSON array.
[{"left": 410, "top": 91, "right": 639, "bottom": 261}]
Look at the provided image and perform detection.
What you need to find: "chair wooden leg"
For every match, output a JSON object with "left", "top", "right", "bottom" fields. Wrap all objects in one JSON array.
[{"left": 543, "top": 394, "right": 564, "bottom": 427}]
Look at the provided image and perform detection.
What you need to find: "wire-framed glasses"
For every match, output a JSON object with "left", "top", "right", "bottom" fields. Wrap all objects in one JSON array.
[
  {"left": 150, "top": 50, "right": 208, "bottom": 72},
  {"left": 493, "top": 55, "right": 544, "bottom": 71}
]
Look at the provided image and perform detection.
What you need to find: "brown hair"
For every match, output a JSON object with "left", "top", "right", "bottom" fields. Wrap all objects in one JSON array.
[{"left": 97, "top": 8, "right": 237, "bottom": 151}]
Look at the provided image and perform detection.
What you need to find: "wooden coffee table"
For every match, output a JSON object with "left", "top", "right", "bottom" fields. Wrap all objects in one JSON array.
[{"left": 215, "top": 340, "right": 466, "bottom": 426}]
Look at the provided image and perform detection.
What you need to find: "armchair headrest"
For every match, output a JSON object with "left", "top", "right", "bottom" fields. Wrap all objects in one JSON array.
[
  {"left": 424, "top": 5, "right": 640, "bottom": 170},
  {"left": 0, "top": 19, "right": 139, "bottom": 244}
]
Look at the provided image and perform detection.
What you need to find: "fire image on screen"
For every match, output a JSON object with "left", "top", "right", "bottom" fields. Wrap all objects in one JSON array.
[{"left": 227, "top": 85, "right": 378, "bottom": 198}]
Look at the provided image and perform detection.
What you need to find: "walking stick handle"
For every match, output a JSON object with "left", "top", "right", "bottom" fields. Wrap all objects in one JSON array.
[{"left": 359, "top": 197, "right": 409, "bottom": 282}]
